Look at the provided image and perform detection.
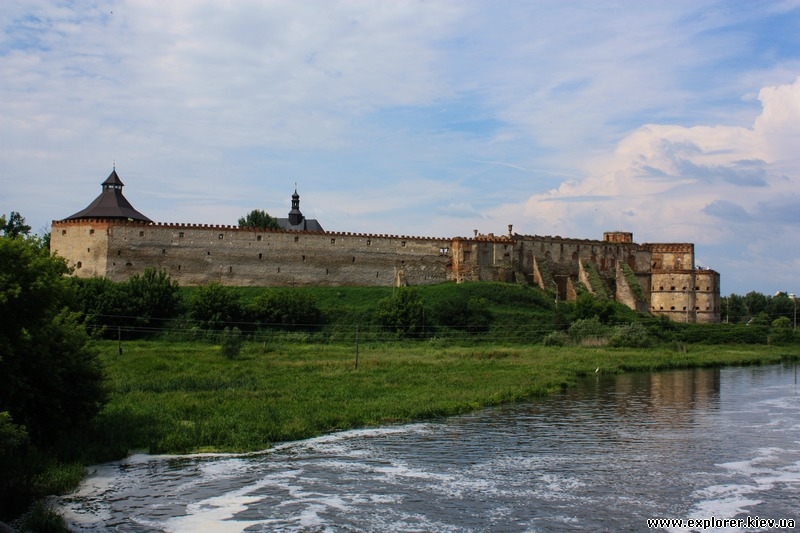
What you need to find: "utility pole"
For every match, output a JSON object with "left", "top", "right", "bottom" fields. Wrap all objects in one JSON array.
[
  {"left": 354, "top": 324, "right": 359, "bottom": 369},
  {"left": 791, "top": 293, "right": 797, "bottom": 330}
]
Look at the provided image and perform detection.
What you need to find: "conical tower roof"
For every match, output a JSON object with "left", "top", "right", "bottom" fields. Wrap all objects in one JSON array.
[{"left": 65, "top": 169, "right": 152, "bottom": 222}]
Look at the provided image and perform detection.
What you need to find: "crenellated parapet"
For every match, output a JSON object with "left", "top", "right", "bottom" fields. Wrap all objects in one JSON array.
[{"left": 50, "top": 170, "right": 721, "bottom": 322}]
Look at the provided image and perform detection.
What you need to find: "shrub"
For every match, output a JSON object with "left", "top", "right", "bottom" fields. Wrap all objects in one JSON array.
[
  {"left": 376, "top": 287, "right": 427, "bottom": 338},
  {"left": 573, "top": 292, "right": 616, "bottom": 324},
  {"left": 249, "top": 288, "right": 324, "bottom": 330},
  {"left": 769, "top": 317, "right": 794, "bottom": 345},
  {"left": 542, "top": 331, "right": 569, "bottom": 346},
  {"left": 432, "top": 294, "right": 493, "bottom": 333},
  {"left": 568, "top": 316, "right": 609, "bottom": 344},
  {"left": 220, "top": 327, "right": 244, "bottom": 359},
  {"left": 187, "top": 283, "right": 244, "bottom": 330},
  {"left": 609, "top": 322, "right": 651, "bottom": 348},
  {"left": 670, "top": 323, "right": 769, "bottom": 345}
]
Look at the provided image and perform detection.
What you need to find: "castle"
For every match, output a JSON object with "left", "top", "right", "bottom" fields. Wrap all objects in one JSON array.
[{"left": 50, "top": 170, "right": 721, "bottom": 323}]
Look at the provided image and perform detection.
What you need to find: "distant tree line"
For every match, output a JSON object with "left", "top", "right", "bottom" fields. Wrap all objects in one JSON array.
[
  {"left": 721, "top": 291, "right": 797, "bottom": 325},
  {"left": 67, "top": 275, "right": 327, "bottom": 339},
  {"left": 63, "top": 269, "right": 799, "bottom": 347}
]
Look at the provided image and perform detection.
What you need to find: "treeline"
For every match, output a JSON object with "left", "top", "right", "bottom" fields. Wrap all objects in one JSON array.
[
  {"left": 64, "top": 268, "right": 638, "bottom": 343},
  {"left": 721, "top": 291, "right": 796, "bottom": 325},
  {"left": 65, "top": 270, "right": 798, "bottom": 349},
  {"left": 68, "top": 272, "right": 325, "bottom": 337}
]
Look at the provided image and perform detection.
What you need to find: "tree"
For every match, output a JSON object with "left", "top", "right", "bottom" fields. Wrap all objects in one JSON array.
[
  {"left": 744, "top": 291, "right": 768, "bottom": 318},
  {"left": 376, "top": 288, "right": 427, "bottom": 338},
  {"left": 187, "top": 282, "right": 243, "bottom": 330},
  {"left": 573, "top": 292, "right": 616, "bottom": 324},
  {"left": 769, "top": 317, "right": 794, "bottom": 345},
  {"left": 0, "top": 233, "right": 107, "bottom": 445},
  {"left": 767, "top": 293, "right": 795, "bottom": 323},
  {"left": 67, "top": 270, "right": 180, "bottom": 337},
  {"left": 749, "top": 311, "right": 772, "bottom": 326},
  {"left": 250, "top": 288, "right": 324, "bottom": 330},
  {"left": 67, "top": 276, "right": 128, "bottom": 336},
  {"left": 432, "top": 294, "right": 493, "bottom": 333},
  {"left": 126, "top": 268, "right": 181, "bottom": 331},
  {"left": 0, "top": 211, "right": 31, "bottom": 238},
  {"left": 238, "top": 209, "right": 281, "bottom": 230},
  {"left": 722, "top": 293, "right": 747, "bottom": 324}
]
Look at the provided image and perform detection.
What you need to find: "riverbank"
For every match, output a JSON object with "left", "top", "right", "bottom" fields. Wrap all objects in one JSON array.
[
  {"left": 55, "top": 364, "right": 800, "bottom": 532},
  {"left": 13, "top": 340, "right": 798, "bottom": 530},
  {"left": 74, "top": 340, "right": 799, "bottom": 460}
]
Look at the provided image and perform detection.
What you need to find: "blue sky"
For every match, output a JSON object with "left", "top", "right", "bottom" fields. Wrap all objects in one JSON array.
[{"left": 2, "top": 1, "right": 799, "bottom": 296}]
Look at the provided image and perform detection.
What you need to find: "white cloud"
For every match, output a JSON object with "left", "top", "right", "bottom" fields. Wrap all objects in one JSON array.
[
  {"left": 513, "top": 77, "right": 800, "bottom": 290},
  {"left": 2, "top": 1, "right": 800, "bottom": 294}
]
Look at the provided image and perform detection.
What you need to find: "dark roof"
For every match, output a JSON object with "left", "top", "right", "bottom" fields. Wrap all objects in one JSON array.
[
  {"left": 275, "top": 188, "right": 323, "bottom": 231},
  {"left": 65, "top": 169, "right": 152, "bottom": 222},
  {"left": 275, "top": 217, "right": 325, "bottom": 232}
]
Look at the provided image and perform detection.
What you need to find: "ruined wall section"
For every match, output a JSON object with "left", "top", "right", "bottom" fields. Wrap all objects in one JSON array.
[
  {"left": 614, "top": 262, "right": 638, "bottom": 311},
  {"left": 451, "top": 236, "right": 517, "bottom": 283},
  {"left": 515, "top": 235, "right": 652, "bottom": 303},
  {"left": 643, "top": 243, "right": 694, "bottom": 272}
]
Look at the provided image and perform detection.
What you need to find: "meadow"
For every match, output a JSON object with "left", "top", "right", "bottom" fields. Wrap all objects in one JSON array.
[
  {"left": 77, "top": 339, "right": 800, "bottom": 460},
  {"left": 10, "top": 279, "right": 799, "bottom": 530}
]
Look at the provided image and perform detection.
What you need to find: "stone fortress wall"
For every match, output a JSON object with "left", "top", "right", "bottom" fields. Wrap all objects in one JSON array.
[{"left": 51, "top": 219, "right": 721, "bottom": 323}]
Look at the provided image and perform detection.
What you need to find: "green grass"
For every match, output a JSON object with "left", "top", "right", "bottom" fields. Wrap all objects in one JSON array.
[
  {"left": 73, "top": 339, "right": 800, "bottom": 459},
  {"left": 11, "top": 281, "right": 796, "bottom": 523}
]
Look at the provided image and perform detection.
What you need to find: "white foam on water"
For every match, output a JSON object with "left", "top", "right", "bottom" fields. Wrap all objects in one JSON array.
[
  {"left": 161, "top": 475, "right": 277, "bottom": 533},
  {"left": 56, "top": 367, "right": 800, "bottom": 532},
  {"left": 57, "top": 460, "right": 138, "bottom": 528},
  {"left": 666, "top": 446, "right": 800, "bottom": 533}
]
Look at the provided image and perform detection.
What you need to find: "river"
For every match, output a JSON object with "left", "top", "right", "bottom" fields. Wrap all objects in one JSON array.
[{"left": 57, "top": 363, "right": 800, "bottom": 532}]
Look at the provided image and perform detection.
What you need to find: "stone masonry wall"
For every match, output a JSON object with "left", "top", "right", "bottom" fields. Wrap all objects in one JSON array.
[
  {"left": 50, "top": 219, "right": 721, "bottom": 322},
  {"left": 51, "top": 219, "right": 110, "bottom": 278},
  {"left": 694, "top": 270, "right": 721, "bottom": 324},
  {"left": 52, "top": 220, "right": 453, "bottom": 287}
]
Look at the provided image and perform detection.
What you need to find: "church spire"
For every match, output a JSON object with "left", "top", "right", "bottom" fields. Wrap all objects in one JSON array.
[{"left": 288, "top": 188, "right": 303, "bottom": 226}]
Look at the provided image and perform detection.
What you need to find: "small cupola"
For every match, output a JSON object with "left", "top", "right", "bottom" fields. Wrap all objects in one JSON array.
[{"left": 288, "top": 189, "right": 304, "bottom": 226}]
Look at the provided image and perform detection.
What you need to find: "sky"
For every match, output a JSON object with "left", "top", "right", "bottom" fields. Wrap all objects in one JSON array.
[{"left": 2, "top": 1, "right": 800, "bottom": 296}]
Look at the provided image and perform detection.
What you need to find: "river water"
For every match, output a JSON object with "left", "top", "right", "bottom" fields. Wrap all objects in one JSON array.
[{"left": 57, "top": 363, "right": 800, "bottom": 532}]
